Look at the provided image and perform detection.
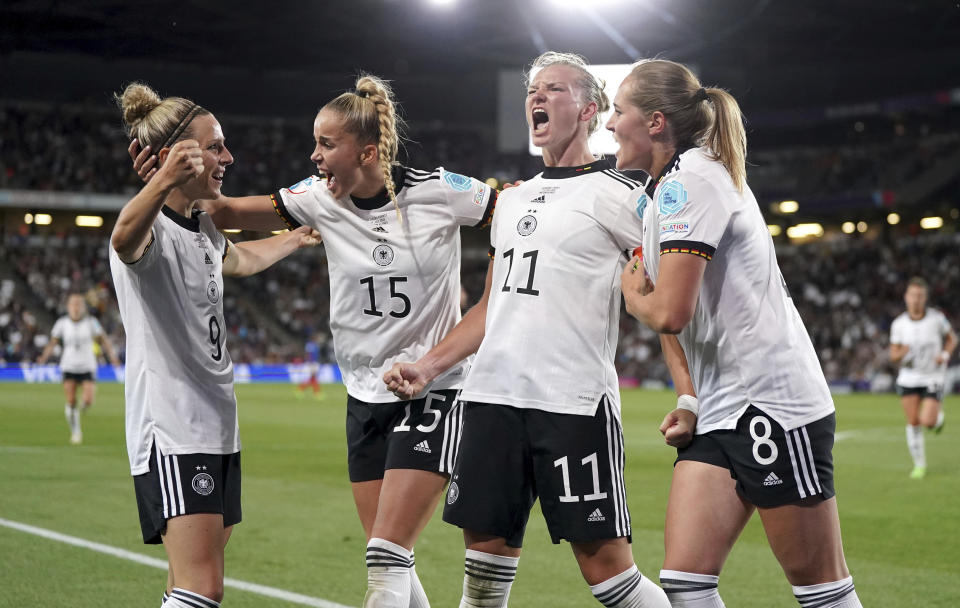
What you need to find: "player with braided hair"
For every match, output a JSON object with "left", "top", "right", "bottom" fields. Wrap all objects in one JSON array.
[{"left": 130, "top": 73, "right": 496, "bottom": 608}]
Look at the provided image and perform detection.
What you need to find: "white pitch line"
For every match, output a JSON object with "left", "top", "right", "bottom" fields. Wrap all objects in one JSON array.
[
  {"left": 834, "top": 430, "right": 861, "bottom": 441},
  {"left": 0, "top": 517, "right": 355, "bottom": 608}
]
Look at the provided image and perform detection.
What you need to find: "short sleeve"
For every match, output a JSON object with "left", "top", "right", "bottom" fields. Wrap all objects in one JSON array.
[
  {"left": 656, "top": 173, "right": 731, "bottom": 261},
  {"left": 119, "top": 225, "right": 162, "bottom": 273},
  {"left": 890, "top": 318, "right": 903, "bottom": 345},
  {"left": 438, "top": 168, "right": 496, "bottom": 228},
  {"left": 274, "top": 175, "right": 327, "bottom": 230},
  {"left": 940, "top": 312, "right": 952, "bottom": 336},
  {"left": 51, "top": 318, "right": 65, "bottom": 340},
  {"left": 604, "top": 186, "right": 646, "bottom": 258}
]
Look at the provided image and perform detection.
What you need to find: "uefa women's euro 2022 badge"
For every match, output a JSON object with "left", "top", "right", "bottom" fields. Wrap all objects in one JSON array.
[
  {"left": 657, "top": 180, "right": 688, "bottom": 215},
  {"left": 443, "top": 171, "right": 474, "bottom": 192}
]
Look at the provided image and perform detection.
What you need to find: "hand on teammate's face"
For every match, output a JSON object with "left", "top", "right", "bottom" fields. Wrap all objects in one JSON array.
[{"left": 128, "top": 139, "right": 159, "bottom": 183}]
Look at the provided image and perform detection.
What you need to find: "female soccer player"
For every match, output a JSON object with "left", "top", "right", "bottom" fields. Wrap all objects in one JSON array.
[
  {"left": 611, "top": 59, "right": 863, "bottom": 607},
  {"left": 132, "top": 74, "right": 496, "bottom": 608},
  {"left": 889, "top": 276, "right": 956, "bottom": 478},
  {"left": 37, "top": 291, "right": 122, "bottom": 444},
  {"left": 111, "top": 83, "right": 319, "bottom": 608},
  {"left": 385, "top": 52, "right": 670, "bottom": 608}
]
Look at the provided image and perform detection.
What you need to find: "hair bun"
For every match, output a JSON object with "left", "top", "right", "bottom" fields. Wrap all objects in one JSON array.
[{"left": 116, "top": 83, "right": 163, "bottom": 128}]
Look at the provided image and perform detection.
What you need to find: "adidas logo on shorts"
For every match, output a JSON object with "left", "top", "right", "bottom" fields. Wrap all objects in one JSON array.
[
  {"left": 587, "top": 508, "right": 605, "bottom": 522},
  {"left": 413, "top": 440, "right": 432, "bottom": 454},
  {"left": 763, "top": 472, "right": 783, "bottom": 486}
]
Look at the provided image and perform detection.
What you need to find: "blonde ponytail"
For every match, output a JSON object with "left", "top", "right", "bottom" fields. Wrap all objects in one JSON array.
[{"left": 623, "top": 60, "right": 747, "bottom": 191}]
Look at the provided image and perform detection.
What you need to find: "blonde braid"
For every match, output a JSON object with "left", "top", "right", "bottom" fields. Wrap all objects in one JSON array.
[{"left": 355, "top": 76, "right": 402, "bottom": 222}]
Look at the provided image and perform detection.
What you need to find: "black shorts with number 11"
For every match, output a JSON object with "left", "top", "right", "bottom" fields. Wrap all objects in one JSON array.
[
  {"left": 346, "top": 389, "right": 463, "bottom": 482},
  {"left": 443, "top": 399, "right": 631, "bottom": 548}
]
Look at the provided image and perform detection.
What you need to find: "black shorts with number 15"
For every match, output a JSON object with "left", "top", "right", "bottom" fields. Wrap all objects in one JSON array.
[{"left": 346, "top": 389, "right": 463, "bottom": 482}]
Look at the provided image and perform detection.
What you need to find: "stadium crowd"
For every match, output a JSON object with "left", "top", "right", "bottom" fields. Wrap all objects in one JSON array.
[
  {"left": 2, "top": 227, "right": 957, "bottom": 389},
  {"left": 1, "top": 101, "right": 958, "bottom": 389}
]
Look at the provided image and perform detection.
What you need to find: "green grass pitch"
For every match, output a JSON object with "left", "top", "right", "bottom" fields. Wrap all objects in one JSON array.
[{"left": 1, "top": 384, "right": 958, "bottom": 607}]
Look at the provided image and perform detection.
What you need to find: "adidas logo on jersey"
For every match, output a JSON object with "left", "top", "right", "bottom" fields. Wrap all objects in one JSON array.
[
  {"left": 203, "top": 252, "right": 213, "bottom": 264},
  {"left": 763, "top": 472, "right": 783, "bottom": 486},
  {"left": 414, "top": 440, "right": 432, "bottom": 454},
  {"left": 372, "top": 226, "right": 388, "bottom": 233},
  {"left": 530, "top": 194, "right": 546, "bottom": 204},
  {"left": 587, "top": 508, "right": 605, "bottom": 522}
]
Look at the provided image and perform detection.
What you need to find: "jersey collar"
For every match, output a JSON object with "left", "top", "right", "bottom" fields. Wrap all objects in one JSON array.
[
  {"left": 541, "top": 158, "right": 612, "bottom": 180},
  {"left": 646, "top": 145, "right": 694, "bottom": 197},
  {"left": 161, "top": 205, "right": 202, "bottom": 232},
  {"left": 350, "top": 165, "right": 408, "bottom": 210}
]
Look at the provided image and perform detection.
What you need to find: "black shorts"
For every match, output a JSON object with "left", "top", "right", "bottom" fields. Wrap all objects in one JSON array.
[
  {"left": 62, "top": 371, "right": 94, "bottom": 382},
  {"left": 346, "top": 389, "right": 463, "bottom": 482},
  {"left": 677, "top": 405, "right": 836, "bottom": 508},
  {"left": 132, "top": 441, "right": 242, "bottom": 544},
  {"left": 896, "top": 383, "right": 944, "bottom": 402},
  {"left": 442, "top": 399, "right": 631, "bottom": 548}
]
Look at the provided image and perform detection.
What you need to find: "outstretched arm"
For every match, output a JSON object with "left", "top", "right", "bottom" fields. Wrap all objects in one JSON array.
[
  {"left": 384, "top": 259, "right": 495, "bottom": 399},
  {"left": 36, "top": 337, "right": 60, "bottom": 365},
  {"left": 221, "top": 227, "right": 322, "bottom": 277},
  {"left": 97, "top": 334, "right": 122, "bottom": 367}
]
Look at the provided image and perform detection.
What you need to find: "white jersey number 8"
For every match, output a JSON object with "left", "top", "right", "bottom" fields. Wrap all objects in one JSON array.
[{"left": 750, "top": 415, "right": 779, "bottom": 466}]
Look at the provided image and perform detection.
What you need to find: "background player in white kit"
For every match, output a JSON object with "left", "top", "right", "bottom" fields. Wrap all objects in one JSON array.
[
  {"left": 889, "top": 276, "right": 956, "bottom": 479},
  {"left": 612, "top": 59, "right": 863, "bottom": 608},
  {"left": 385, "top": 52, "right": 670, "bottom": 608},
  {"left": 111, "top": 83, "right": 319, "bottom": 608},
  {"left": 37, "top": 291, "right": 121, "bottom": 444},
  {"left": 132, "top": 74, "right": 496, "bottom": 608}
]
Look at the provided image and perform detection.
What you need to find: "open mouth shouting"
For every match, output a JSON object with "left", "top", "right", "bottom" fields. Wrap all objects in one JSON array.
[{"left": 531, "top": 107, "right": 550, "bottom": 135}]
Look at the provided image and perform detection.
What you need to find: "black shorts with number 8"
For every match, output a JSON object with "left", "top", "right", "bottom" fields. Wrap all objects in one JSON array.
[{"left": 676, "top": 405, "right": 836, "bottom": 508}]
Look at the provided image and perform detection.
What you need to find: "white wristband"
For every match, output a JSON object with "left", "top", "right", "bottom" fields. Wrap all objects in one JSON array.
[
  {"left": 943, "top": 350, "right": 951, "bottom": 361},
  {"left": 676, "top": 394, "right": 699, "bottom": 417}
]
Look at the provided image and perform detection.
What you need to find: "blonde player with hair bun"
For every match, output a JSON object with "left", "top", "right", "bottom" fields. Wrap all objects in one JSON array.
[
  {"left": 385, "top": 52, "right": 671, "bottom": 608},
  {"left": 111, "top": 82, "right": 320, "bottom": 608},
  {"left": 131, "top": 73, "right": 497, "bottom": 608},
  {"left": 610, "top": 59, "right": 862, "bottom": 607}
]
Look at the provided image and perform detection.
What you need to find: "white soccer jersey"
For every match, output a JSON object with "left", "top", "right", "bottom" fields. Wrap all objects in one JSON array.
[
  {"left": 460, "top": 159, "right": 648, "bottom": 416},
  {"left": 273, "top": 165, "right": 495, "bottom": 403},
  {"left": 641, "top": 147, "right": 834, "bottom": 433},
  {"left": 890, "top": 309, "right": 951, "bottom": 387},
  {"left": 110, "top": 206, "right": 239, "bottom": 475},
  {"left": 51, "top": 315, "right": 103, "bottom": 374}
]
